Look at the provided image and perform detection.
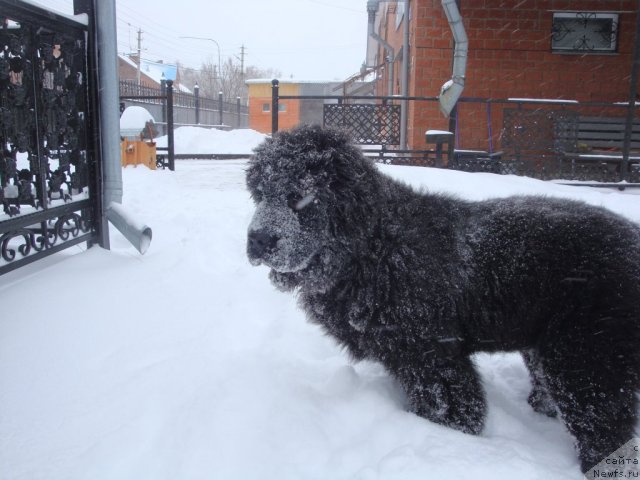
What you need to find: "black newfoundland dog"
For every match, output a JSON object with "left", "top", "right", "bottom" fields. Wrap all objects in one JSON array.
[{"left": 246, "top": 124, "right": 640, "bottom": 473}]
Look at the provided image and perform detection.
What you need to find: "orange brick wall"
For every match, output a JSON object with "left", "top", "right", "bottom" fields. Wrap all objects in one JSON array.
[
  {"left": 377, "top": 0, "right": 640, "bottom": 151},
  {"left": 247, "top": 82, "right": 301, "bottom": 134}
]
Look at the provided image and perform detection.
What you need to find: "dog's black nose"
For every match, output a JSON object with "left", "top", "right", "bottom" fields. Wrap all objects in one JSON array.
[{"left": 247, "top": 230, "right": 279, "bottom": 259}]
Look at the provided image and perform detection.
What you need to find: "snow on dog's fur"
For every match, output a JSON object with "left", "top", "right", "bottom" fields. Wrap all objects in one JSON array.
[{"left": 246, "top": 124, "right": 640, "bottom": 473}]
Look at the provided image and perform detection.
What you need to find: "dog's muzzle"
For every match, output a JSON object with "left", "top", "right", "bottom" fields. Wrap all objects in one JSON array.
[{"left": 247, "top": 229, "right": 279, "bottom": 264}]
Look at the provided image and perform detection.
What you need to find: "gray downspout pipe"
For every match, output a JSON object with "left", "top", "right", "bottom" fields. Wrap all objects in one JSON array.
[
  {"left": 439, "top": 0, "right": 468, "bottom": 117},
  {"left": 96, "top": 0, "right": 152, "bottom": 254},
  {"left": 367, "top": 1, "right": 395, "bottom": 96},
  {"left": 400, "top": 0, "right": 410, "bottom": 149}
]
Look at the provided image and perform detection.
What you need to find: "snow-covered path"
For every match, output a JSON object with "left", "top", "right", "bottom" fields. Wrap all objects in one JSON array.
[{"left": 1, "top": 159, "right": 638, "bottom": 479}]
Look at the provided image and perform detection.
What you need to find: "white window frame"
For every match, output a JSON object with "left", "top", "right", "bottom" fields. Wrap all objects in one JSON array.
[{"left": 551, "top": 12, "right": 619, "bottom": 54}]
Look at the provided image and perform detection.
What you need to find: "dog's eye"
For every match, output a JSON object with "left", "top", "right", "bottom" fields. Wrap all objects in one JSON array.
[
  {"left": 287, "top": 193, "right": 315, "bottom": 211},
  {"left": 251, "top": 190, "right": 263, "bottom": 203},
  {"left": 287, "top": 193, "right": 301, "bottom": 210}
]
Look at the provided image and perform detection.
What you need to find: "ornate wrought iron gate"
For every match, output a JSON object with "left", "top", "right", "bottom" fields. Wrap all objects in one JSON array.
[{"left": 0, "top": 1, "right": 104, "bottom": 275}]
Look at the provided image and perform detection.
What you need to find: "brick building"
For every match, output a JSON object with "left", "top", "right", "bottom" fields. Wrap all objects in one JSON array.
[
  {"left": 368, "top": 0, "right": 639, "bottom": 151},
  {"left": 246, "top": 80, "right": 301, "bottom": 133},
  {"left": 246, "top": 80, "right": 371, "bottom": 134},
  {"left": 118, "top": 54, "right": 186, "bottom": 91}
]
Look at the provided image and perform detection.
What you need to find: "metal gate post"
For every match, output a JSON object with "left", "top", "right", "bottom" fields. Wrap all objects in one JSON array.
[
  {"left": 74, "top": 0, "right": 109, "bottom": 249},
  {"left": 194, "top": 83, "right": 200, "bottom": 124},
  {"left": 236, "top": 97, "right": 241, "bottom": 128},
  {"left": 218, "top": 91, "right": 223, "bottom": 126},
  {"left": 166, "top": 80, "right": 175, "bottom": 171},
  {"left": 271, "top": 79, "right": 279, "bottom": 133},
  {"left": 621, "top": 5, "right": 640, "bottom": 182},
  {"left": 81, "top": 0, "right": 151, "bottom": 254},
  {"left": 160, "top": 79, "right": 167, "bottom": 136}
]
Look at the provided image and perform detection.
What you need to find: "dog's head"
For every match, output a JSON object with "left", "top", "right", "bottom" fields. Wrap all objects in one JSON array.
[{"left": 246, "top": 125, "right": 377, "bottom": 290}]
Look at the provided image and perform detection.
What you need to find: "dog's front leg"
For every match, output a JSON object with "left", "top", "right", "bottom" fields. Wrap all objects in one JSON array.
[{"left": 393, "top": 354, "right": 486, "bottom": 435}]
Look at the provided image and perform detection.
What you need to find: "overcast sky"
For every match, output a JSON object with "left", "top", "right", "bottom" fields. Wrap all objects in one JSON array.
[{"left": 33, "top": 0, "right": 369, "bottom": 81}]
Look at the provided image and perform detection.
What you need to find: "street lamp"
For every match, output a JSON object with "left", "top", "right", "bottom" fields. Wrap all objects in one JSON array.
[{"left": 180, "top": 36, "right": 222, "bottom": 92}]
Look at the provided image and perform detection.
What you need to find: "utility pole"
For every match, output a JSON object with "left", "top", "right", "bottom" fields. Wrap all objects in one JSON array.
[
  {"left": 239, "top": 44, "right": 246, "bottom": 77},
  {"left": 212, "top": 64, "right": 217, "bottom": 96},
  {"left": 136, "top": 28, "right": 142, "bottom": 86}
]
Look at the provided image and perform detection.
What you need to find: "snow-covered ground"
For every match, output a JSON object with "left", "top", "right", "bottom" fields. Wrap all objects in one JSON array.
[
  {"left": 155, "top": 127, "right": 267, "bottom": 155},
  {"left": 1, "top": 128, "right": 639, "bottom": 479}
]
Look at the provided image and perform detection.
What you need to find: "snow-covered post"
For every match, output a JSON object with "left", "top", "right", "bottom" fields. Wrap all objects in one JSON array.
[
  {"left": 160, "top": 78, "right": 167, "bottom": 136},
  {"left": 236, "top": 97, "right": 241, "bottom": 128},
  {"left": 218, "top": 91, "right": 223, "bottom": 126},
  {"left": 194, "top": 83, "right": 200, "bottom": 125},
  {"left": 271, "top": 79, "right": 279, "bottom": 133},
  {"left": 166, "top": 80, "right": 175, "bottom": 171}
]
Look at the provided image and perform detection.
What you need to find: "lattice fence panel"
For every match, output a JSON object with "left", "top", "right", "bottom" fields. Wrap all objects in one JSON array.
[{"left": 323, "top": 104, "right": 400, "bottom": 145}]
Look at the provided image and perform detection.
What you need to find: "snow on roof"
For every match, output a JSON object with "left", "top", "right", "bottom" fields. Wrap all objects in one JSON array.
[
  {"left": 119, "top": 55, "right": 178, "bottom": 85},
  {"left": 177, "top": 83, "right": 192, "bottom": 94},
  {"left": 119, "top": 54, "right": 138, "bottom": 69},
  {"left": 141, "top": 59, "right": 177, "bottom": 84},
  {"left": 17, "top": 0, "right": 88, "bottom": 25}
]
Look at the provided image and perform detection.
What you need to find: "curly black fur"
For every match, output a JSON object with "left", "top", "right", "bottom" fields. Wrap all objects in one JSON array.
[{"left": 246, "top": 124, "right": 640, "bottom": 473}]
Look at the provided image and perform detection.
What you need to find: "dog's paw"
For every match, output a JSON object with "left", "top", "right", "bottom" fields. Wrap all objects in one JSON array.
[
  {"left": 408, "top": 381, "right": 486, "bottom": 435},
  {"left": 527, "top": 388, "right": 558, "bottom": 418}
]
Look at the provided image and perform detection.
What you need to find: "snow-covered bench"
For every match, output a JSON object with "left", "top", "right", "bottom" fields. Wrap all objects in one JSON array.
[
  {"left": 448, "top": 109, "right": 640, "bottom": 182},
  {"left": 557, "top": 115, "right": 640, "bottom": 157},
  {"left": 555, "top": 115, "right": 640, "bottom": 182},
  {"left": 575, "top": 116, "right": 639, "bottom": 149}
]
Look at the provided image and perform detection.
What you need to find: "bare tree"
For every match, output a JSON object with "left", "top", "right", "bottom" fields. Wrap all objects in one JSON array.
[
  {"left": 177, "top": 59, "right": 281, "bottom": 106},
  {"left": 177, "top": 62, "right": 199, "bottom": 91}
]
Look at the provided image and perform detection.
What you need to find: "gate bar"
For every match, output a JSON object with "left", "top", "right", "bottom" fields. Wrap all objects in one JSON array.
[
  {"left": 621, "top": 7, "right": 640, "bottom": 182},
  {"left": 85, "top": 0, "right": 152, "bottom": 253},
  {"left": 272, "top": 79, "right": 279, "bottom": 133}
]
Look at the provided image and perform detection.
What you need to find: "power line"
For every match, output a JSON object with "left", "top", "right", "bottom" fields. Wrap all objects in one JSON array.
[{"left": 300, "top": 0, "right": 364, "bottom": 14}]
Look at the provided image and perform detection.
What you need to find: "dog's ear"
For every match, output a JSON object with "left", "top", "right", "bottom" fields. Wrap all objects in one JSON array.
[
  {"left": 314, "top": 131, "right": 380, "bottom": 240},
  {"left": 245, "top": 161, "right": 262, "bottom": 202},
  {"left": 246, "top": 137, "right": 272, "bottom": 200}
]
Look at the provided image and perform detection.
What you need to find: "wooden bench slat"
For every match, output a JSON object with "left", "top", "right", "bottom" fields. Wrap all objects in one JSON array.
[
  {"left": 580, "top": 140, "right": 640, "bottom": 149},
  {"left": 578, "top": 124, "right": 640, "bottom": 132},
  {"left": 570, "top": 116, "right": 640, "bottom": 151},
  {"left": 577, "top": 132, "right": 628, "bottom": 140},
  {"left": 580, "top": 116, "right": 640, "bottom": 124},
  {"left": 503, "top": 111, "right": 640, "bottom": 157}
]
